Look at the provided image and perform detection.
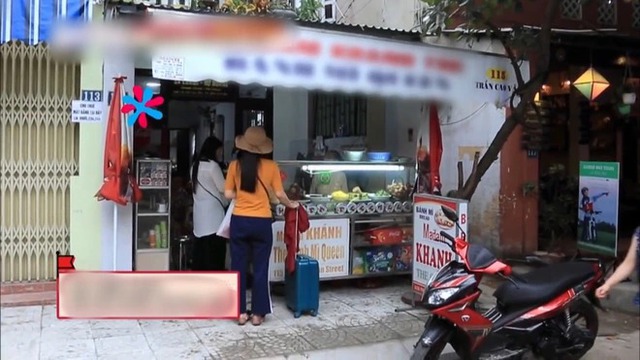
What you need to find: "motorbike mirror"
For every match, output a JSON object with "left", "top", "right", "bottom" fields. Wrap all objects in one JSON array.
[{"left": 441, "top": 206, "right": 459, "bottom": 222}]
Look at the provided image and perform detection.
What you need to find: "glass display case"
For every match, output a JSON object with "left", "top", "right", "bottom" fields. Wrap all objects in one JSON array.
[
  {"left": 268, "top": 159, "right": 415, "bottom": 282},
  {"left": 134, "top": 158, "right": 171, "bottom": 271}
]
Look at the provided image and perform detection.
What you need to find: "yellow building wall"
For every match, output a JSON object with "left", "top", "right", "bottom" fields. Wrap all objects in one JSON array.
[{"left": 69, "top": 5, "right": 104, "bottom": 270}]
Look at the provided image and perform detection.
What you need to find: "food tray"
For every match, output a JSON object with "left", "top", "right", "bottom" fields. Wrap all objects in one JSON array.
[
  {"left": 369, "top": 194, "right": 391, "bottom": 202},
  {"left": 306, "top": 194, "right": 332, "bottom": 203}
]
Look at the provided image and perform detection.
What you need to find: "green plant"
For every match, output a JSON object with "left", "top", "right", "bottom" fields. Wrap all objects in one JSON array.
[
  {"left": 220, "top": 0, "right": 258, "bottom": 14},
  {"left": 537, "top": 164, "right": 578, "bottom": 251},
  {"left": 296, "top": 0, "right": 322, "bottom": 22},
  {"left": 418, "top": 0, "right": 565, "bottom": 200}
]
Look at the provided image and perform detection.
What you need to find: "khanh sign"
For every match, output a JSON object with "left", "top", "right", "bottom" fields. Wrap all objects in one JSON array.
[
  {"left": 412, "top": 194, "right": 468, "bottom": 295},
  {"left": 270, "top": 218, "right": 350, "bottom": 282},
  {"left": 152, "top": 26, "right": 529, "bottom": 106}
]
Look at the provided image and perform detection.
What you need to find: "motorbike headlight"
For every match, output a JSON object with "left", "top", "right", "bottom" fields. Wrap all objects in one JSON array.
[{"left": 426, "top": 287, "right": 459, "bottom": 306}]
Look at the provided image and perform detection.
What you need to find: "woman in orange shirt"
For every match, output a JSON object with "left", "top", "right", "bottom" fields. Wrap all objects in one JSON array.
[{"left": 224, "top": 127, "right": 299, "bottom": 326}]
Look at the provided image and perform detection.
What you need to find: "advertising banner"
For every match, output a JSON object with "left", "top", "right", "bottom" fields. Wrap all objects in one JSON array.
[
  {"left": 412, "top": 194, "right": 468, "bottom": 295},
  {"left": 577, "top": 161, "right": 619, "bottom": 257},
  {"left": 152, "top": 25, "right": 528, "bottom": 106},
  {"left": 270, "top": 218, "right": 350, "bottom": 281}
]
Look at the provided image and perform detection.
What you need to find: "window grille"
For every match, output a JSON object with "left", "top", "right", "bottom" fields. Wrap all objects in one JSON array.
[
  {"left": 597, "top": 0, "right": 617, "bottom": 26},
  {"left": 312, "top": 92, "right": 367, "bottom": 138},
  {"left": 633, "top": 0, "right": 640, "bottom": 29},
  {"left": 562, "top": 0, "right": 583, "bottom": 20}
]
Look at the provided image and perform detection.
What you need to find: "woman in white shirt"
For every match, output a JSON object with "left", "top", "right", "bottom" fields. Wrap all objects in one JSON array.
[{"left": 191, "top": 136, "right": 229, "bottom": 270}]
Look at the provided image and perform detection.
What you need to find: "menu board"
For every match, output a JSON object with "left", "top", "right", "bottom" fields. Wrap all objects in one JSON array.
[
  {"left": 167, "top": 80, "right": 233, "bottom": 100},
  {"left": 412, "top": 194, "right": 468, "bottom": 295}
]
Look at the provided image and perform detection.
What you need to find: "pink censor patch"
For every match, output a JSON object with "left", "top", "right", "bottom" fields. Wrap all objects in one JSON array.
[{"left": 57, "top": 271, "right": 239, "bottom": 320}]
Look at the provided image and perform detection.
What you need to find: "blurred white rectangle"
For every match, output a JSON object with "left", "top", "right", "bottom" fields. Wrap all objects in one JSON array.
[{"left": 57, "top": 271, "right": 239, "bottom": 319}]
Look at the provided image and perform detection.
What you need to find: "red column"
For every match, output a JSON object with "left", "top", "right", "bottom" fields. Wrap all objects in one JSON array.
[{"left": 498, "top": 96, "right": 540, "bottom": 255}]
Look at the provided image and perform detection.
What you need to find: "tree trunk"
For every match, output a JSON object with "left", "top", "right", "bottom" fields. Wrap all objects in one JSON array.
[
  {"left": 451, "top": 115, "right": 519, "bottom": 200},
  {"left": 450, "top": 0, "right": 561, "bottom": 201}
]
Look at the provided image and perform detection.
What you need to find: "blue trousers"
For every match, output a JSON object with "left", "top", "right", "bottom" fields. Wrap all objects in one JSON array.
[{"left": 229, "top": 215, "right": 273, "bottom": 315}]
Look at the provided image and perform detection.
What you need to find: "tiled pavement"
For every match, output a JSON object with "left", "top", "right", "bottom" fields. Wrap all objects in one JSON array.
[{"left": 1, "top": 279, "right": 435, "bottom": 360}]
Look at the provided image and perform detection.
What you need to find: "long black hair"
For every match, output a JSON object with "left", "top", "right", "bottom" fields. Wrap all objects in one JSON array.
[
  {"left": 192, "top": 136, "right": 224, "bottom": 194},
  {"left": 236, "top": 150, "right": 260, "bottom": 193}
]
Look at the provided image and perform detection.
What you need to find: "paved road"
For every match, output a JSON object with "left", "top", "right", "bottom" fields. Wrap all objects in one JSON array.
[
  {"left": 585, "top": 331, "right": 639, "bottom": 360},
  {"left": 1, "top": 278, "right": 637, "bottom": 360}
]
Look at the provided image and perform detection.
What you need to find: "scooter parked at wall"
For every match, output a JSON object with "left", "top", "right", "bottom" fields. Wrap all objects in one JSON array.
[{"left": 410, "top": 206, "right": 606, "bottom": 360}]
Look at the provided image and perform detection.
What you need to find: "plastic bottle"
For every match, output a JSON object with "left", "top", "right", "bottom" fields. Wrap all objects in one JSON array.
[
  {"left": 154, "top": 225, "right": 162, "bottom": 248},
  {"left": 148, "top": 230, "right": 157, "bottom": 248},
  {"left": 159, "top": 221, "right": 167, "bottom": 248}
]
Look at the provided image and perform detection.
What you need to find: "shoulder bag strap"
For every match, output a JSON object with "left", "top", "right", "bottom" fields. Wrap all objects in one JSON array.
[
  {"left": 257, "top": 177, "right": 276, "bottom": 221},
  {"left": 256, "top": 177, "right": 272, "bottom": 203},
  {"left": 196, "top": 178, "right": 227, "bottom": 211}
]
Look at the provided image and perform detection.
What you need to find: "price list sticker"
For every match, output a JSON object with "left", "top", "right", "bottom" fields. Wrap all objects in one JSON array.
[{"left": 152, "top": 56, "right": 185, "bottom": 81}]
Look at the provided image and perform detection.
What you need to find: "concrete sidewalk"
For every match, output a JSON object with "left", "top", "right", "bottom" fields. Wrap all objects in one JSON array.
[
  {"left": 1, "top": 279, "right": 433, "bottom": 360},
  {"left": 2, "top": 277, "right": 637, "bottom": 360}
]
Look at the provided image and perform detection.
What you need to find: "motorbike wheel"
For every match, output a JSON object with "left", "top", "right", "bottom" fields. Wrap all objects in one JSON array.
[
  {"left": 560, "top": 298, "right": 599, "bottom": 360},
  {"left": 410, "top": 338, "right": 447, "bottom": 360}
]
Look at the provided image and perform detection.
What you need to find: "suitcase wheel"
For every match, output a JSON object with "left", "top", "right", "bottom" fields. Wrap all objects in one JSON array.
[
  {"left": 309, "top": 309, "right": 317, "bottom": 317},
  {"left": 294, "top": 311, "right": 302, "bottom": 319}
]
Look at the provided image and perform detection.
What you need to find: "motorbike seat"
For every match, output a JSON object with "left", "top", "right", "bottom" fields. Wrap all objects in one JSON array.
[
  {"left": 466, "top": 243, "right": 498, "bottom": 270},
  {"left": 493, "top": 262, "right": 595, "bottom": 309}
]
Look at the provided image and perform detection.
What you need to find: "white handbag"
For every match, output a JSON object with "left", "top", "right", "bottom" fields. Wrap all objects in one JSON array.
[{"left": 216, "top": 200, "right": 235, "bottom": 239}]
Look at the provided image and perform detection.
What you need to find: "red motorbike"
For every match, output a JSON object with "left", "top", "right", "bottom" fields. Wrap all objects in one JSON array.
[{"left": 411, "top": 206, "right": 605, "bottom": 360}]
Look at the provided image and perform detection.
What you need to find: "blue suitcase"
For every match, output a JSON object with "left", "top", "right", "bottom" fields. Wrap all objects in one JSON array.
[{"left": 285, "top": 254, "right": 320, "bottom": 318}]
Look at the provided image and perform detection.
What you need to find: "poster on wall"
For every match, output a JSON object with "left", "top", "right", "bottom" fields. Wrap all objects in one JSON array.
[
  {"left": 577, "top": 161, "right": 619, "bottom": 257},
  {"left": 412, "top": 194, "right": 468, "bottom": 295},
  {"left": 270, "top": 218, "right": 350, "bottom": 281}
]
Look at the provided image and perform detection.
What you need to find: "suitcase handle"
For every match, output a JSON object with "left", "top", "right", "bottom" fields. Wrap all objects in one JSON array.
[{"left": 295, "top": 210, "right": 300, "bottom": 255}]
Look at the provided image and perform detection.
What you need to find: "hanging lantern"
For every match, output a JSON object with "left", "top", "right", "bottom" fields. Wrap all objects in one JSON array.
[
  {"left": 573, "top": 67, "right": 610, "bottom": 100},
  {"left": 617, "top": 104, "right": 631, "bottom": 116},
  {"left": 534, "top": 92, "right": 541, "bottom": 103},
  {"left": 622, "top": 92, "right": 637, "bottom": 105}
]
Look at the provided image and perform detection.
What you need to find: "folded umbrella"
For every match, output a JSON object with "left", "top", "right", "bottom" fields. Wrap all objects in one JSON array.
[
  {"left": 96, "top": 76, "right": 142, "bottom": 205},
  {"left": 429, "top": 105, "right": 443, "bottom": 195}
]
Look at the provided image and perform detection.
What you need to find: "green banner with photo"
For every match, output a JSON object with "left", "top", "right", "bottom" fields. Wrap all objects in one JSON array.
[{"left": 577, "top": 161, "right": 619, "bottom": 257}]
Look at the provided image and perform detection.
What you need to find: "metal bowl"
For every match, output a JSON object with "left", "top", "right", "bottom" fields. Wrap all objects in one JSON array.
[{"left": 342, "top": 150, "right": 366, "bottom": 161}]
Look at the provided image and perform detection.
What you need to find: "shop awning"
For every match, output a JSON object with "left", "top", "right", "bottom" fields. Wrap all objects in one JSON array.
[
  {"left": 147, "top": 9, "right": 530, "bottom": 105},
  {"left": 0, "top": 0, "right": 92, "bottom": 45}
]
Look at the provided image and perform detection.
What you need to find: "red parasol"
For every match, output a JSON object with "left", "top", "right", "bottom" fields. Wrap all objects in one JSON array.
[
  {"left": 96, "top": 76, "right": 142, "bottom": 205},
  {"left": 429, "top": 105, "right": 443, "bottom": 195}
]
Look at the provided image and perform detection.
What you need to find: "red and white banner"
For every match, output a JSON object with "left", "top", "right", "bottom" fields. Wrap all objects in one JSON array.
[
  {"left": 412, "top": 194, "right": 468, "bottom": 295},
  {"left": 57, "top": 271, "right": 239, "bottom": 319},
  {"left": 150, "top": 17, "right": 529, "bottom": 105}
]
